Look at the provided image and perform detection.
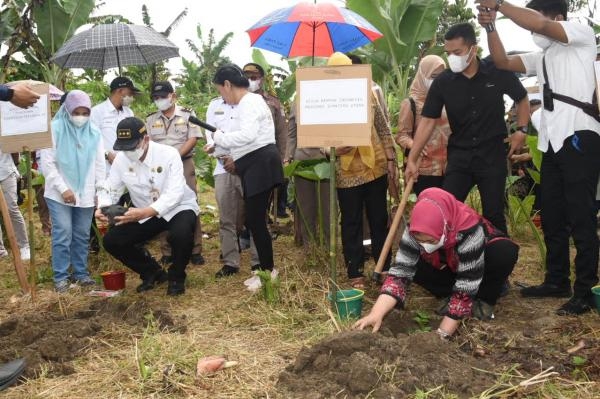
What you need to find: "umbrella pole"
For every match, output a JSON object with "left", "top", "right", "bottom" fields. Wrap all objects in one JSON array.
[
  {"left": 328, "top": 148, "right": 337, "bottom": 312},
  {"left": 116, "top": 48, "right": 122, "bottom": 76},
  {"left": 312, "top": 23, "right": 316, "bottom": 66}
]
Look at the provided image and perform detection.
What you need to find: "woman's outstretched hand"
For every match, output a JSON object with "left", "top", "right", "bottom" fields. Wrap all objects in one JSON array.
[{"left": 353, "top": 313, "right": 384, "bottom": 333}]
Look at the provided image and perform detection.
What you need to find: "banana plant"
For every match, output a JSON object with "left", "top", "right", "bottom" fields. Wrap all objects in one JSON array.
[
  {"left": 346, "top": 0, "right": 444, "bottom": 99},
  {"left": 0, "top": 0, "right": 95, "bottom": 85}
]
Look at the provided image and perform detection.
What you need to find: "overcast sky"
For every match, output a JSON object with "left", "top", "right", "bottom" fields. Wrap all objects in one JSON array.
[{"left": 94, "top": 0, "right": 541, "bottom": 78}]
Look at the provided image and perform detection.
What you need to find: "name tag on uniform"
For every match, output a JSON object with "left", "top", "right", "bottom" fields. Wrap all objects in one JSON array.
[
  {"left": 175, "top": 118, "right": 186, "bottom": 125},
  {"left": 214, "top": 110, "right": 224, "bottom": 115}
]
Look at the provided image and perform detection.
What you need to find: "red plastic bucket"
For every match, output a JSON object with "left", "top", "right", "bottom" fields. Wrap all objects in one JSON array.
[{"left": 101, "top": 271, "right": 126, "bottom": 291}]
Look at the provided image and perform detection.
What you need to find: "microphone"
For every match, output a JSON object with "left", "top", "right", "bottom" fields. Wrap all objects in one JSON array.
[{"left": 188, "top": 115, "right": 216, "bottom": 132}]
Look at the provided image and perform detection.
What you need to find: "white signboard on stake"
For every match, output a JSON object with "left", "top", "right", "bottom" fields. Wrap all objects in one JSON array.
[
  {"left": 0, "top": 94, "right": 49, "bottom": 136},
  {"left": 299, "top": 79, "right": 368, "bottom": 125}
]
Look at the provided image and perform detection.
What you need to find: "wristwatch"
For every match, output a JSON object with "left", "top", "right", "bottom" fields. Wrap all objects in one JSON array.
[
  {"left": 494, "top": 0, "right": 504, "bottom": 11},
  {"left": 516, "top": 125, "right": 528, "bottom": 134},
  {"left": 6, "top": 88, "right": 14, "bottom": 101}
]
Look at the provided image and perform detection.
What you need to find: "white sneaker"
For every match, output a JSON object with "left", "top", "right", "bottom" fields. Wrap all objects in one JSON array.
[
  {"left": 20, "top": 246, "right": 30, "bottom": 261},
  {"left": 244, "top": 269, "right": 278, "bottom": 293},
  {"left": 0, "top": 248, "right": 8, "bottom": 258},
  {"left": 244, "top": 273, "right": 261, "bottom": 292}
]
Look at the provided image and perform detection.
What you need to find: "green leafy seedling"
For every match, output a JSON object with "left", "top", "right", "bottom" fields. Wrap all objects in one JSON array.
[
  {"left": 572, "top": 356, "right": 587, "bottom": 366},
  {"left": 413, "top": 310, "right": 431, "bottom": 332}
]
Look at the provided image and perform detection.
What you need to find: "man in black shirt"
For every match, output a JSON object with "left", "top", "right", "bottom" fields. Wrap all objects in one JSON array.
[{"left": 406, "top": 23, "right": 529, "bottom": 234}]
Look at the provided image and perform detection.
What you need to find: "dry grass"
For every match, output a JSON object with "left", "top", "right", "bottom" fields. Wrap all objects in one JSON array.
[{"left": 0, "top": 188, "right": 598, "bottom": 398}]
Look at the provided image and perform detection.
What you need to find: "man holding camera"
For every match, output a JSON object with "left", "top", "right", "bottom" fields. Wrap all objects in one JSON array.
[{"left": 478, "top": 0, "right": 600, "bottom": 315}]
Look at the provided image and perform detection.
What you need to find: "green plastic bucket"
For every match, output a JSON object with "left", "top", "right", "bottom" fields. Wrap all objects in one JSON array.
[
  {"left": 591, "top": 285, "right": 600, "bottom": 313},
  {"left": 328, "top": 289, "right": 364, "bottom": 320}
]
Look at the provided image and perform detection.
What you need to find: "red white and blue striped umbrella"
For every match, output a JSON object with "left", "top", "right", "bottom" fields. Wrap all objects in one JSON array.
[{"left": 246, "top": 2, "right": 383, "bottom": 58}]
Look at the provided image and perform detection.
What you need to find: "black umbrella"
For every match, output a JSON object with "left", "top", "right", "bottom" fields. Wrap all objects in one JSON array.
[{"left": 51, "top": 23, "right": 179, "bottom": 71}]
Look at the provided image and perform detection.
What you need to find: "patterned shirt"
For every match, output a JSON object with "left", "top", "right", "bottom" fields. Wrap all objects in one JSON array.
[
  {"left": 397, "top": 98, "right": 450, "bottom": 176},
  {"left": 381, "top": 224, "right": 488, "bottom": 319},
  {"left": 335, "top": 92, "right": 395, "bottom": 189}
]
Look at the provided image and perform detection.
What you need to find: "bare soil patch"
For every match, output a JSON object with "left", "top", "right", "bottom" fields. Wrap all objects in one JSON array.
[
  {"left": 278, "top": 291, "right": 600, "bottom": 398},
  {"left": 0, "top": 298, "right": 184, "bottom": 379}
]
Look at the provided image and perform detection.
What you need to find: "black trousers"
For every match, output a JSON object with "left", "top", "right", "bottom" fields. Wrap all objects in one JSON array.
[
  {"left": 245, "top": 189, "right": 274, "bottom": 270},
  {"left": 337, "top": 175, "right": 390, "bottom": 279},
  {"left": 443, "top": 152, "right": 508, "bottom": 234},
  {"left": 103, "top": 210, "right": 197, "bottom": 282},
  {"left": 414, "top": 175, "right": 444, "bottom": 197},
  {"left": 413, "top": 239, "right": 518, "bottom": 305},
  {"left": 277, "top": 180, "right": 289, "bottom": 214},
  {"left": 540, "top": 131, "right": 600, "bottom": 298}
]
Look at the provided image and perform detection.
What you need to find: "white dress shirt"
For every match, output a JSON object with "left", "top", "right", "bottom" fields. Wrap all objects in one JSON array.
[
  {"left": 520, "top": 21, "right": 600, "bottom": 152},
  {"left": 90, "top": 98, "right": 134, "bottom": 174},
  {"left": 212, "top": 92, "right": 275, "bottom": 160},
  {"left": 0, "top": 150, "right": 17, "bottom": 181},
  {"left": 41, "top": 131, "right": 106, "bottom": 208},
  {"left": 206, "top": 97, "right": 238, "bottom": 175},
  {"left": 98, "top": 141, "right": 199, "bottom": 222}
]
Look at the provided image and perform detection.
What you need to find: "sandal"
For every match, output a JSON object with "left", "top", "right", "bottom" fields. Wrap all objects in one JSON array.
[{"left": 349, "top": 277, "right": 366, "bottom": 290}]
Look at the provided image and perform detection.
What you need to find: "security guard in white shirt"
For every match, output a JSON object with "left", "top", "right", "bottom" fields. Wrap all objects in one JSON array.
[
  {"left": 96, "top": 117, "right": 199, "bottom": 296},
  {"left": 90, "top": 76, "right": 140, "bottom": 171},
  {"left": 146, "top": 81, "right": 205, "bottom": 266}
]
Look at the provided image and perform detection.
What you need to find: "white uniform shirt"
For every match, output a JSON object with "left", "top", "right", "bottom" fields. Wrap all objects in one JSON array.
[
  {"left": 212, "top": 92, "right": 275, "bottom": 160},
  {"left": 41, "top": 131, "right": 106, "bottom": 208},
  {"left": 206, "top": 97, "right": 238, "bottom": 175},
  {"left": 0, "top": 151, "right": 17, "bottom": 181},
  {"left": 90, "top": 98, "right": 134, "bottom": 174},
  {"left": 98, "top": 141, "right": 199, "bottom": 222},
  {"left": 520, "top": 21, "right": 600, "bottom": 152}
]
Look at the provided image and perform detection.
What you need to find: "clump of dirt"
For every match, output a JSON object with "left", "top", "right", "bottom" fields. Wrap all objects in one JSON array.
[
  {"left": 278, "top": 305, "right": 600, "bottom": 399},
  {"left": 278, "top": 329, "right": 496, "bottom": 399},
  {"left": 0, "top": 298, "right": 185, "bottom": 378}
]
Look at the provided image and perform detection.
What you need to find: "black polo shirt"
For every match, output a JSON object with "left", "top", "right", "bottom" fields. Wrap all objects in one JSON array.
[{"left": 422, "top": 58, "right": 527, "bottom": 163}]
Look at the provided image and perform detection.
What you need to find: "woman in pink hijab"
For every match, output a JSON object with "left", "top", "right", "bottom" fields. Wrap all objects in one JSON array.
[
  {"left": 397, "top": 55, "right": 450, "bottom": 195},
  {"left": 355, "top": 188, "right": 518, "bottom": 339}
]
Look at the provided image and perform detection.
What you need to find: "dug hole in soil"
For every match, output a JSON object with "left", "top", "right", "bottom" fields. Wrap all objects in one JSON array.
[
  {"left": 277, "top": 307, "right": 600, "bottom": 398},
  {"left": 0, "top": 298, "right": 185, "bottom": 378}
]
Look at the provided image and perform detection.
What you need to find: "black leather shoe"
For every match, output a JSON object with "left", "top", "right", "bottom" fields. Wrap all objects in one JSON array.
[
  {"left": 215, "top": 265, "right": 239, "bottom": 278},
  {"left": 166, "top": 281, "right": 185, "bottom": 296},
  {"left": 520, "top": 283, "right": 572, "bottom": 298},
  {"left": 191, "top": 254, "right": 206, "bottom": 266},
  {"left": 0, "top": 358, "right": 25, "bottom": 391},
  {"left": 136, "top": 270, "right": 168, "bottom": 293},
  {"left": 556, "top": 296, "right": 594, "bottom": 316},
  {"left": 159, "top": 255, "right": 173, "bottom": 265}
]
